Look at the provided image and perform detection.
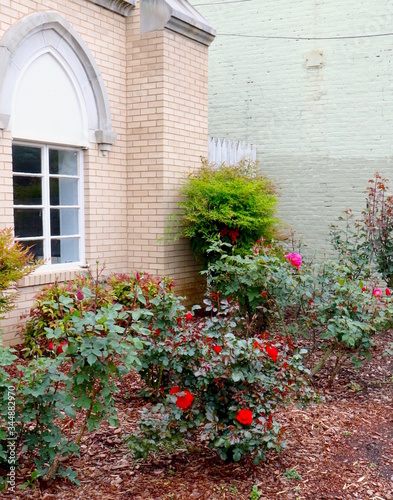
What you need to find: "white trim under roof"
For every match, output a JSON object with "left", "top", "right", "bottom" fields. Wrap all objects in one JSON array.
[{"left": 87, "top": 0, "right": 136, "bottom": 17}]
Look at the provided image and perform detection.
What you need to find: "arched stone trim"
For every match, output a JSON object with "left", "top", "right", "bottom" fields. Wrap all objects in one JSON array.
[{"left": 0, "top": 11, "right": 116, "bottom": 153}]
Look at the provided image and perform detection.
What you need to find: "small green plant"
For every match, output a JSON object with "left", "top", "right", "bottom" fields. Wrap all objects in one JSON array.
[
  {"left": 175, "top": 159, "right": 279, "bottom": 265},
  {"left": 343, "top": 430, "right": 351, "bottom": 436},
  {"left": 229, "top": 485, "right": 238, "bottom": 494},
  {"left": 284, "top": 468, "right": 302, "bottom": 480},
  {"left": 370, "top": 462, "right": 376, "bottom": 469},
  {"left": 249, "top": 484, "right": 262, "bottom": 500},
  {"left": 19, "top": 470, "right": 39, "bottom": 490},
  {"left": 349, "top": 381, "right": 362, "bottom": 392}
]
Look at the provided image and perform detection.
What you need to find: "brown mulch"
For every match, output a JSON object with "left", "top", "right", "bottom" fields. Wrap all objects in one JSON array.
[{"left": 3, "top": 332, "right": 393, "bottom": 500}]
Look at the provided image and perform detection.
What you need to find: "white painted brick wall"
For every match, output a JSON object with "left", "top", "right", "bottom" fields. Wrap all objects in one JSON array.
[{"left": 190, "top": 0, "right": 393, "bottom": 253}]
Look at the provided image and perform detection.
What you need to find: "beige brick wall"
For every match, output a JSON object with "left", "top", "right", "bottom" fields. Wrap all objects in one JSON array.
[
  {"left": 126, "top": 9, "right": 209, "bottom": 304},
  {"left": 0, "top": 0, "right": 211, "bottom": 344}
]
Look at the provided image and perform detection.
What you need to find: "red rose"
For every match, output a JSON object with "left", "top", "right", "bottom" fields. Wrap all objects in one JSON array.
[
  {"left": 185, "top": 312, "right": 193, "bottom": 321},
  {"left": 236, "top": 408, "right": 253, "bottom": 425},
  {"left": 362, "top": 286, "right": 367, "bottom": 292},
  {"left": 76, "top": 290, "right": 84, "bottom": 301},
  {"left": 266, "top": 344, "right": 278, "bottom": 362},
  {"left": 170, "top": 387, "right": 193, "bottom": 409},
  {"left": 386, "top": 288, "right": 392, "bottom": 296},
  {"left": 56, "top": 341, "right": 67, "bottom": 355},
  {"left": 212, "top": 345, "right": 222, "bottom": 354},
  {"left": 136, "top": 271, "right": 141, "bottom": 281},
  {"left": 254, "top": 340, "right": 262, "bottom": 351},
  {"left": 260, "top": 291, "right": 267, "bottom": 298},
  {"left": 48, "top": 341, "right": 54, "bottom": 351}
]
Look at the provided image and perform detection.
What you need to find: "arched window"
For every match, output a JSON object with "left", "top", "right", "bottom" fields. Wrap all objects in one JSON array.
[{"left": 0, "top": 12, "right": 117, "bottom": 266}]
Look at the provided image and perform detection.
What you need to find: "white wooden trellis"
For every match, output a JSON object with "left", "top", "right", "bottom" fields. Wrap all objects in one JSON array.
[{"left": 208, "top": 137, "right": 257, "bottom": 166}]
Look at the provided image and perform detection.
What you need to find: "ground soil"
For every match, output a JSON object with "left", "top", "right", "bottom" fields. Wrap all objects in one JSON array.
[{"left": 2, "top": 331, "right": 393, "bottom": 500}]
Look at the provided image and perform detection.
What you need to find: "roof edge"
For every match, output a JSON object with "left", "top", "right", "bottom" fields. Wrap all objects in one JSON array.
[
  {"left": 87, "top": 0, "right": 136, "bottom": 17},
  {"left": 141, "top": 0, "right": 216, "bottom": 46}
]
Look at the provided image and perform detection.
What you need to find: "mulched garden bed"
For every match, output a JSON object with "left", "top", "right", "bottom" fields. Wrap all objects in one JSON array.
[{"left": 3, "top": 331, "right": 393, "bottom": 500}]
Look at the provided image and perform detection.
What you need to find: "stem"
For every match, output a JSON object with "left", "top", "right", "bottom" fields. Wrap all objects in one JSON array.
[
  {"left": 328, "top": 352, "right": 350, "bottom": 386},
  {"left": 154, "top": 363, "right": 164, "bottom": 401},
  {"left": 43, "top": 385, "right": 99, "bottom": 483},
  {"left": 310, "top": 344, "right": 334, "bottom": 378}
]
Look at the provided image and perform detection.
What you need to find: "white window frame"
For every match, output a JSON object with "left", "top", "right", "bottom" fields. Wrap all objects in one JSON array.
[{"left": 12, "top": 141, "right": 85, "bottom": 269}]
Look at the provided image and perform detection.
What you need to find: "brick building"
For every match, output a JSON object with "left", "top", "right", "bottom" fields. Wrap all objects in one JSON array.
[
  {"left": 0, "top": 0, "right": 215, "bottom": 344},
  {"left": 190, "top": 0, "right": 393, "bottom": 253}
]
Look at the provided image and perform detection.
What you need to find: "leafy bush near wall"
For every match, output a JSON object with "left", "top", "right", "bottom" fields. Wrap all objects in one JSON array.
[
  {"left": 331, "top": 172, "right": 393, "bottom": 286},
  {"left": 176, "top": 160, "right": 279, "bottom": 265},
  {"left": 128, "top": 300, "right": 319, "bottom": 464},
  {"left": 0, "top": 228, "right": 38, "bottom": 323},
  {"left": 23, "top": 269, "right": 174, "bottom": 356},
  {"left": 0, "top": 284, "right": 143, "bottom": 487},
  {"left": 205, "top": 239, "right": 393, "bottom": 383}
]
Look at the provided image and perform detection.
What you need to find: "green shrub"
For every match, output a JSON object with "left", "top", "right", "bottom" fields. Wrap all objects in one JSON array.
[
  {"left": 0, "top": 274, "right": 142, "bottom": 489},
  {"left": 23, "top": 269, "right": 175, "bottom": 356},
  {"left": 331, "top": 173, "right": 393, "bottom": 286},
  {"left": 176, "top": 160, "right": 279, "bottom": 265},
  {"left": 204, "top": 240, "right": 393, "bottom": 383},
  {"left": 0, "top": 227, "right": 38, "bottom": 323},
  {"left": 128, "top": 300, "right": 319, "bottom": 464}
]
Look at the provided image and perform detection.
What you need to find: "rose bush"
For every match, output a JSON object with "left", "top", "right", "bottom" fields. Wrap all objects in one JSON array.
[
  {"left": 128, "top": 298, "right": 320, "bottom": 464},
  {"left": 204, "top": 239, "right": 393, "bottom": 382},
  {"left": 23, "top": 268, "right": 175, "bottom": 356},
  {"left": 1, "top": 269, "right": 143, "bottom": 488}
]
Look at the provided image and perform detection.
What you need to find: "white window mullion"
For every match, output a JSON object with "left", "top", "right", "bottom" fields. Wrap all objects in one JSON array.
[
  {"left": 78, "top": 151, "right": 85, "bottom": 265},
  {"left": 42, "top": 146, "right": 51, "bottom": 264}
]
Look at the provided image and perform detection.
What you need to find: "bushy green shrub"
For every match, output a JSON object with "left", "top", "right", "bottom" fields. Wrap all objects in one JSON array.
[
  {"left": 204, "top": 240, "right": 393, "bottom": 382},
  {"left": 128, "top": 301, "right": 319, "bottom": 464},
  {"left": 23, "top": 269, "right": 175, "bottom": 356},
  {"left": 176, "top": 160, "right": 279, "bottom": 265},
  {"left": 0, "top": 275, "right": 143, "bottom": 489}
]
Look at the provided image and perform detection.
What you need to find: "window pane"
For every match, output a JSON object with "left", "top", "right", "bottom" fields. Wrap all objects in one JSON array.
[
  {"left": 49, "top": 150, "right": 78, "bottom": 175},
  {"left": 51, "top": 238, "right": 79, "bottom": 264},
  {"left": 50, "top": 178, "right": 78, "bottom": 206},
  {"left": 12, "top": 145, "right": 41, "bottom": 174},
  {"left": 50, "top": 208, "right": 79, "bottom": 236},
  {"left": 13, "top": 176, "right": 42, "bottom": 205},
  {"left": 18, "top": 240, "right": 44, "bottom": 261},
  {"left": 14, "top": 209, "right": 43, "bottom": 238}
]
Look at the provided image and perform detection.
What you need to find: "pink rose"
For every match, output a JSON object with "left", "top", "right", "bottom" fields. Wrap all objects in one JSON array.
[
  {"left": 285, "top": 253, "right": 302, "bottom": 270},
  {"left": 373, "top": 288, "right": 382, "bottom": 298}
]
